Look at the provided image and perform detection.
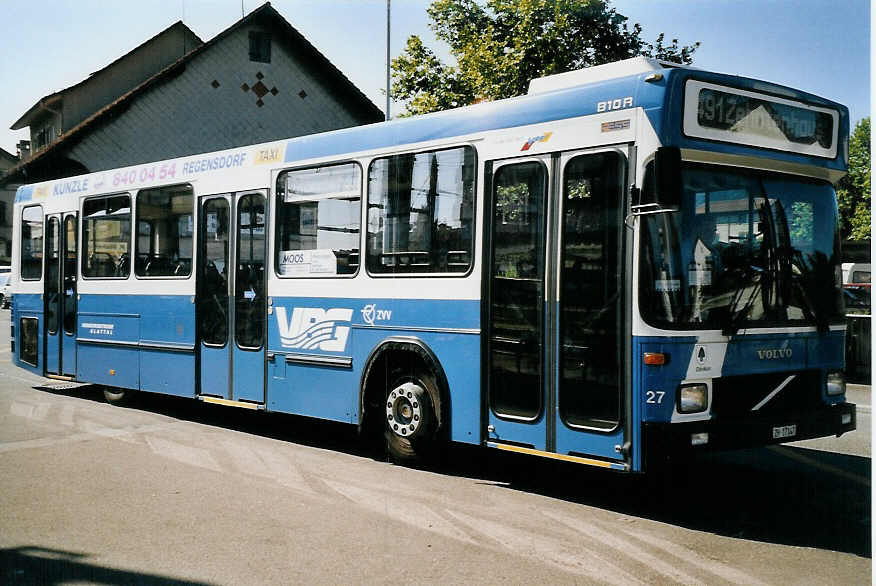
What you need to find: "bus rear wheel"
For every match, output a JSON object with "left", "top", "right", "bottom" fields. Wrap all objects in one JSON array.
[
  {"left": 384, "top": 369, "right": 441, "bottom": 465},
  {"left": 103, "top": 386, "right": 132, "bottom": 406}
]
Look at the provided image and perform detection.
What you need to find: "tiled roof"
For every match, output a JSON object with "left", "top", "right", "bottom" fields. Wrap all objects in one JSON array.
[{"left": 10, "top": 21, "right": 203, "bottom": 131}]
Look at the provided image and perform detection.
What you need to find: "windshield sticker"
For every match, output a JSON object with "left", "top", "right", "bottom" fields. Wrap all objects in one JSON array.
[
  {"left": 279, "top": 250, "right": 337, "bottom": 276},
  {"left": 655, "top": 279, "right": 680, "bottom": 292}
]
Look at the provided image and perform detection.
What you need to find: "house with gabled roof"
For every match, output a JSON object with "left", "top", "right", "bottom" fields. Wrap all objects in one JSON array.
[
  {"left": 0, "top": 148, "right": 17, "bottom": 174},
  {"left": 0, "top": 2, "right": 384, "bottom": 264},
  {"left": 3, "top": 2, "right": 383, "bottom": 186},
  {"left": 10, "top": 21, "right": 204, "bottom": 166}
]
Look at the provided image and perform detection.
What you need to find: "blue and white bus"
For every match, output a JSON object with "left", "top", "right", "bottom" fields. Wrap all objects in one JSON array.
[{"left": 11, "top": 57, "right": 856, "bottom": 471}]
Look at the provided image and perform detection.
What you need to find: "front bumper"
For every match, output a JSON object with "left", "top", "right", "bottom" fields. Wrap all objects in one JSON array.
[{"left": 643, "top": 402, "right": 856, "bottom": 466}]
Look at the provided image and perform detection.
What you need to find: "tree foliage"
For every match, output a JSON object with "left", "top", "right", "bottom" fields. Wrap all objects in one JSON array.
[
  {"left": 837, "top": 117, "right": 870, "bottom": 241},
  {"left": 391, "top": 0, "right": 700, "bottom": 116}
]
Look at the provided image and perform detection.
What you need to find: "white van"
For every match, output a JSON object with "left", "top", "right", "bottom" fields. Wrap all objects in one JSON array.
[{"left": 842, "top": 262, "right": 871, "bottom": 286}]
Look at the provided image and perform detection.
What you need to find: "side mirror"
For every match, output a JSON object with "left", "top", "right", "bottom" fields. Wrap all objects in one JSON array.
[{"left": 655, "top": 146, "right": 682, "bottom": 209}]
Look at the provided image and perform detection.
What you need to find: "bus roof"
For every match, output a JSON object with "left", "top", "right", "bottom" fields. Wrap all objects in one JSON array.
[{"left": 16, "top": 59, "right": 849, "bottom": 205}]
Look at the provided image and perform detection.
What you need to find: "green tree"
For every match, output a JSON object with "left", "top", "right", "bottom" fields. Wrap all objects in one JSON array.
[
  {"left": 837, "top": 117, "right": 870, "bottom": 241},
  {"left": 391, "top": 0, "right": 699, "bottom": 116}
]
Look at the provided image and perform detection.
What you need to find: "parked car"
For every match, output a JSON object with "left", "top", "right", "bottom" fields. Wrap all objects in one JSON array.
[{"left": 0, "top": 274, "right": 10, "bottom": 309}]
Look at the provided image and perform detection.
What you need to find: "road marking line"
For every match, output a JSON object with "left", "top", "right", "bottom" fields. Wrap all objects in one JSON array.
[
  {"left": 33, "top": 403, "right": 50, "bottom": 420},
  {"left": 0, "top": 371, "right": 55, "bottom": 385},
  {"left": 544, "top": 510, "right": 707, "bottom": 586},
  {"left": 145, "top": 436, "right": 222, "bottom": 472},
  {"left": 9, "top": 402, "right": 35, "bottom": 419},
  {"left": 619, "top": 526, "right": 772, "bottom": 586},
  {"left": 258, "top": 447, "right": 317, "bottom": 495},
  {"left": 446, "top": 509, "right": 646, "bottom": 584},
  {"left": 77, "top": 419, "right": 142, "bottom": 444},
  {"left": 220, "top": 439, "right": 317, "bottom": 495},
  {"left": 324, "top": 480, "right": 477, "bottom": 545},
  {"left": 0, "top": 422, "right": 182, "bottom": 453},
  {"left": 59, "top": 404, "right": 75, "bottom": 426}
]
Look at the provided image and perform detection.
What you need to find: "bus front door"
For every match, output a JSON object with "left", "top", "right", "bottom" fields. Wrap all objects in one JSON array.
[
  {"left": 44, "top": 213, "right": 77, "bottom": 378},
  {"left": 197, "top": 192, "right": 267, "bottom": 404},
  {"left": 486, "top": 149, "right": 628, "bottom": 466}
]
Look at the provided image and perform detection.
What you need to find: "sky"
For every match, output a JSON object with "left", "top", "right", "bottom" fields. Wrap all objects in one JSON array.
[{"left": 0, "top": 0, "right": 869, "bottom": 156}]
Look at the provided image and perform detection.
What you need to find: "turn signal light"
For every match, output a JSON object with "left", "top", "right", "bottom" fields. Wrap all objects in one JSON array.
[{"left": 643, "top": 352, "right": 666, "bottom": 366}]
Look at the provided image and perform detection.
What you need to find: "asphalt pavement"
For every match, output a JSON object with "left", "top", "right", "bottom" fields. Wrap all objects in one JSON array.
[{"left": 0, "top": 308, "right": 870, "bottom": 584}]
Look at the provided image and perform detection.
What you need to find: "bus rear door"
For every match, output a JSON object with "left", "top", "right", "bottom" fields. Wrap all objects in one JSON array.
[{"left": 44, "top": 212, "right": 78, "bottom": 378}]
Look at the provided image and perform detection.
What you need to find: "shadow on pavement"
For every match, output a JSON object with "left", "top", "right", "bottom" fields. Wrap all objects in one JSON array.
[
  {"left": 445, "top": 442, "right": 871, "bottom": 558},
  {"left": 32, "top": 383, "right": 871, "bottom": 558},
  {"left": 0, "top": 546, "right": 213, "bottom": 585}
]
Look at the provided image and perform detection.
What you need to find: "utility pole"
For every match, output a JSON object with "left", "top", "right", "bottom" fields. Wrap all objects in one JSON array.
[{"left": 385, "top": 0, "right": 391, "bottom": 121}]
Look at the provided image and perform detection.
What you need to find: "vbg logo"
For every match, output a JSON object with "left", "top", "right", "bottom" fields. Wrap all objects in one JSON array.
[
  {"left": 361, "top": 303, "right": 392, "bottom": 326},
  {"left": 276, "top": 307, "right": 353, "bottom": 352}
]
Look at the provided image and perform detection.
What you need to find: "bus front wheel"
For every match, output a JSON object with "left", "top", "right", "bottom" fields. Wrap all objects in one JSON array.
[{"left": 384, "top": 369, "right": 441, "bottom": 465}]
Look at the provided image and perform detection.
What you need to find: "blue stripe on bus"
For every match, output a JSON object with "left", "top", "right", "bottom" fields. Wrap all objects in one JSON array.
[
  {"left": 282, "top": 74, "right": 665, "bottom": 165},
  {"left": 276, "top": 68, "right": 847, "bottom": 175},
  {"left": 266, "top": 296, "right": 482, "bottom": 443},
  {"left": 15, "top": 185, "right": 34, "bottom": 203}
]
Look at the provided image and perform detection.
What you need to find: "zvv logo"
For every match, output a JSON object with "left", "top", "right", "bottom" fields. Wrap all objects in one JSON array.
[{"left": 276, "top": 307, "right": 353, "bottom": 352}]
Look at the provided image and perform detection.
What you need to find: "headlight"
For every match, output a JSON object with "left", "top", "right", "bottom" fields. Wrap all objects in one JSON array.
[
  {"left": 826, "top": 371, "right": 846, "bottom": 396},
  {"left": 678, "top": 383, "right": 708, "bottom": 413}
]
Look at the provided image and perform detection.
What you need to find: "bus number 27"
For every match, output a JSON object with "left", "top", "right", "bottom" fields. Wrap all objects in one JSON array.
[{"left": 646, "top": 390, "right": 665, "bottom": 404}]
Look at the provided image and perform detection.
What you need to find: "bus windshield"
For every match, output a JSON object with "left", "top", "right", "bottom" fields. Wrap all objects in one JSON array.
[{"left": 639, "top": 164, "right": 843, "bottom": 332}]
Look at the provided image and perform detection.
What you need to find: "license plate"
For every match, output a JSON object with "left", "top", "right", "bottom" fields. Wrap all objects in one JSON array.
[{"left": 772, "top": 424, "right": 797, "bottom": 439}]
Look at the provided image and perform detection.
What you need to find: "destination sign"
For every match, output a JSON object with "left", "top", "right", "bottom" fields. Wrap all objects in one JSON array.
[{"left": 683, "top": 80, "right": 839, "bottom": 159}]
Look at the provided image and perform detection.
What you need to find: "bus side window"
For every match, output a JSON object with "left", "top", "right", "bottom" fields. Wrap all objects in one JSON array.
[
  {"left": 135, "top": 184, "right": 194, "bottom": 278},
  {"left": 275, "top": 162, "right": 361, "bottom": 277},
  {"left": 82, "top": 194, "right": 131, "bottom": 279},
  {"left": 20, "top": 205, "right": 43, "bottom": 281},
  {"left": 366, "top": 145, "right": 476, "bottom": 275}
]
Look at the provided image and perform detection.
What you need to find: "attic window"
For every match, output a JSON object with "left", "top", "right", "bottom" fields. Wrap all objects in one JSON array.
[
  {"left": 249, "top": 31, "right": 271, "bottom": 63},
  {"left": 35, "top": 126, "right": 53, "bottom": 150}
]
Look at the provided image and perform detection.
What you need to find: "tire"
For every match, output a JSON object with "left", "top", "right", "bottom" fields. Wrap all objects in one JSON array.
[
  {"left": 103, "top": 386, "right": 132, "bottom": 406},
  {"left": 384, "top": 368, "right": 442, "bottom": 466}
]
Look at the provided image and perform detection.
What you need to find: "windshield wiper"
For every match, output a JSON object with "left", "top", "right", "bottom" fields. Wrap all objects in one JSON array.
[
  {"left": 722, "top": 266, "right": 763, "bottom": 336},
  {"left": 765, "top": 188, "right": 830, "bottom": 333}
]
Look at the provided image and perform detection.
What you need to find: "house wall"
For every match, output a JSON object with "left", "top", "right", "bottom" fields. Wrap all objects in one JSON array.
[
  {"left": 67, "top": 21, "right": 380, "bottom": 172},
  {"left": 0, "top": 154, "right": 16, "bottom": 174},
  {"left": 0, "top": 184, "right": 15, "bottom": 263}
]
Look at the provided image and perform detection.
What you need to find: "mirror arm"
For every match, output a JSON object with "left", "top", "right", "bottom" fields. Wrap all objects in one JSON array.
[{"left": 624, "top": 203, "right": 677, "bottom": 229}]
